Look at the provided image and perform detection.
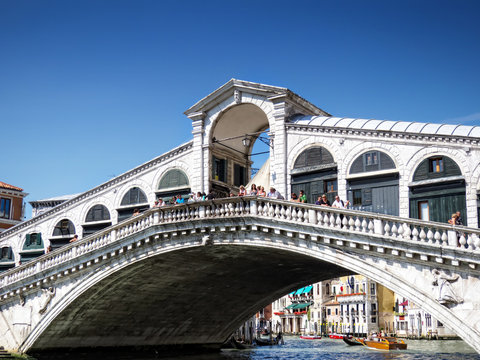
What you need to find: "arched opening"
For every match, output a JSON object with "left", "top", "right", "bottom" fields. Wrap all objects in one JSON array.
[
  {"left": 156, "top": 169, "right": 191, "bottom": 203},
  {"left": 291, "top": 146, "right": 337, "bottom": 204},
  {"left": 51, "top": 220, "right": 75, "bottom": 250},
  {"left": 82, "top": 205, "right": 112, "bottom": 237},
  {"left": 210, "top": 104, "right": 270, "bottom": 197},
  {"left": 117, "top": 187, "right": 149, "bottom": 221},
  {"left": 409, "top": 155, "right": 465, "bottom": 224},
  {"left": 19, "top": 232, "right": 44, "bottom": 263},
  {"left": 0, "top": 246, "right": 14, "bottom": 271},
  {"left": 347, "top": 150, "right": 399, "bottom": 215}
]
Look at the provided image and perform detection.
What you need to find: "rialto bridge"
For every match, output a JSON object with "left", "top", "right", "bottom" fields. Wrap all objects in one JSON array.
[{"left": 2, "top": 79, "right": 480, "bottom": 354}]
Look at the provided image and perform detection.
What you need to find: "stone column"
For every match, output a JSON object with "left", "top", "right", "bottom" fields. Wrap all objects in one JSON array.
[
  {"left": 269, "top": 97, "right": 289, "bottom": 197},
  {"left": 188, "top": 112, "right": 206, "bottom": 193}
]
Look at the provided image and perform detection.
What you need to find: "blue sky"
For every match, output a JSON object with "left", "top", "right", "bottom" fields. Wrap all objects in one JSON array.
[{"left": 1, "top": 0, "right": 479, "bottom": 219}]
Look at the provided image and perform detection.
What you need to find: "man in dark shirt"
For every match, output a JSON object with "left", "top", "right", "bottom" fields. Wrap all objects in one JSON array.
[{"left": 315, "top": 194, "right": 331, "bottom": 206}]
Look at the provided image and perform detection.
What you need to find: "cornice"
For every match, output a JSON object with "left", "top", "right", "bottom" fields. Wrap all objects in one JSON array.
[{"left": 286, "top": 124, "right": 480, "bottom": 148}]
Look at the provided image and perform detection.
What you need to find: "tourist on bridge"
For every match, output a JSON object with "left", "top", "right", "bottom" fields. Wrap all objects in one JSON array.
[
  {"left": 238, "top": 185, "right": 247, "bottom": 196},
  {"left": 249, "top": 184, "right": 258, "bottom": 195},
  {"left": 290, "top": 193, "right": 300, "bottom": 202},
  {"left": 299, "top": 190, "right": 307, "bottom": 203},
  {"left": 257, "top": 186, "right": 266, "bottom": 197},
  {"left": 332, "top": 195, "right": 349, "bottom": 209},
  {"left": 315, "top": 194, "right": 331, "bottom": 206},
  {"left": 69, "top": 234, "right": 79, "bottom": 243},
  {"left": 455, "top": 211, "right": 464, "bottom": 225},
  {"left": 267, "top": 187, "right": 284, "bottom": 199}
]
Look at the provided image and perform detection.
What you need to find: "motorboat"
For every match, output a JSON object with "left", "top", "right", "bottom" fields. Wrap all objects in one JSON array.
[
  {"left": 300, "top": 334, "right": 322, "bottom": 340},
  {"left": 357, "top": 336, "right": 407, "bottom": 350},
  {"left": 328, "top": 333, "right": 344, "bottom": 339}
]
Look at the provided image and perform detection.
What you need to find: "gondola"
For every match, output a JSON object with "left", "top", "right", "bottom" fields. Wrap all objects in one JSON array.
[
  {"left": 342, "top": 335, "right": 363, "bottom": 346},
  {"left": 255, "top": 332, "right": 283, "bottom": 346}
]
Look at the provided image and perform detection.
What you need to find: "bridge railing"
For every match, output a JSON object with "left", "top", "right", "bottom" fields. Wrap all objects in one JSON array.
[{"left": 1, "top": 196, "right": 479, "bottom": 291}]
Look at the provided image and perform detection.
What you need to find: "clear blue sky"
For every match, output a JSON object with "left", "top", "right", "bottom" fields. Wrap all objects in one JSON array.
[{"left": 1, "top": 0, "right": 479, "bottom": 219}]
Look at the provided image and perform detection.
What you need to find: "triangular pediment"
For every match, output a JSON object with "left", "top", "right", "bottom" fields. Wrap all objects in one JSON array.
[{"left": 184, "top": 78, "right": 329, "bottom": 118}]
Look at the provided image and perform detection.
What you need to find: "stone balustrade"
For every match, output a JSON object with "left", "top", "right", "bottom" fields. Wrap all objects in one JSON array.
[{"left": 1, "top": 196, "right": 480, "bottom": 293}]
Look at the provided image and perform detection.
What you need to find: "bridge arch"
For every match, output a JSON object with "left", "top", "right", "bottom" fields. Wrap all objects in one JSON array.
[
  {"left": 114, "top": 181, "right": 152, "bottom": 221},
  {"left": 155, "top": 166, "right": 191, "bottom": 201},
  {"left": 18, "top": 228, "right": 478, "bottom": 353}
]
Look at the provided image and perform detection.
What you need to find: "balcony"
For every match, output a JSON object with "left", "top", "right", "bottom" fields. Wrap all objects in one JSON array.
[{"left": 336, "top": 292, "right": 366, "bottom": 303}]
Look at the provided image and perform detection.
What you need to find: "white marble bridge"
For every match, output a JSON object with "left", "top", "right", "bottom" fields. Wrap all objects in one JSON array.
[{"left": 1, "top": 197, "right": 480, "bottom": 354}]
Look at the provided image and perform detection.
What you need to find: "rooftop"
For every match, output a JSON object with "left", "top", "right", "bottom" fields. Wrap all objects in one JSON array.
[{"left": 0, "top": 181, "right": 23, "bottom": 192}]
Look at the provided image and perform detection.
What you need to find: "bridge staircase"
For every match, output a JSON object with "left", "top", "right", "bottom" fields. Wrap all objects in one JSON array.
[{"left": 0, "top": 347, "right": 16, "bottom": 360}]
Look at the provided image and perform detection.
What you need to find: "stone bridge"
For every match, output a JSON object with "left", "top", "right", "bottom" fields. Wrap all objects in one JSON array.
[{"left": 1, "top": 197, "right": 480, "bottom": 354}]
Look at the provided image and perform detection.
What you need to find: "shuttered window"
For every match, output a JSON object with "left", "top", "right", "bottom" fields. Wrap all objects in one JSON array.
[
  {"left": 350, "top": 151, "right": 396, "bottom": 174},
  {"left": 85, "top": 205, "right": 111, "bottom": 222},
  {"left": 294, "top": 146, "right": 334, "bottom": 169},
  {"left": 158, "top": 170, "right": 189, "bottom": 190},
  {"left": 413, "top": 156, "right": 461, "bottom": 181},
  {"left": 121, "top": 187, "right": 148, "bottom": 206},
  {"left": 53, "top": 219, "right": 75, "bottom": 236}
]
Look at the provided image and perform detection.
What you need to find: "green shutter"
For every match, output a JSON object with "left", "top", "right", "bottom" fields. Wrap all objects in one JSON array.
[
  {"left": 25, "top": 234, "right": 31, "bottom": 247},
  {"left": 37, "top": 233, "right": 42, "bottom": 246}
]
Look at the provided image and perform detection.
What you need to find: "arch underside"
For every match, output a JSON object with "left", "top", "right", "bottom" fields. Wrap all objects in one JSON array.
[{"left": 29, "top": 245, "right": 351, "bottom": 352}]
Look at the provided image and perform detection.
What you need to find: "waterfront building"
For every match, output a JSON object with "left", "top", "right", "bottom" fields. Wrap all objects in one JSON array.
[
  {"left": 29, "top": 194, "right": 79, "bottom": 218},
  {"left": 0, "top": 181, "right": 27, "bottom": 272}
]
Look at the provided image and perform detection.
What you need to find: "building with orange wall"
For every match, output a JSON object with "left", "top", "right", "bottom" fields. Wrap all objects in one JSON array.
[{"left": 0, "top": 181, "right": 27, "bottom": 232}]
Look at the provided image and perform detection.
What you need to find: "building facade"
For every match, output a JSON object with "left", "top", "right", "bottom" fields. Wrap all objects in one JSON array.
[{"left": 0, "top": 181, "right": 27, "bottom": 271}]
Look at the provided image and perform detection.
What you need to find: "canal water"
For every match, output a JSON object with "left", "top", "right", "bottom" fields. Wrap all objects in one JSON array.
[{"left": 172, "top": 336, "right": 479, "bottom": 360}]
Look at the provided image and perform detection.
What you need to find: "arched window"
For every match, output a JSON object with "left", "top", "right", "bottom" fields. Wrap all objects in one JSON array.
[
  {"left": 121, "top": 187, "right": 148, "bottom": 206},
  {"left": 50, "top": 219, "right": 76, "bottom": 250},
  {"left": 53, "top": 219, "right": 75, "bottom": 236},
  {"left": 347, "top": 151, "right": 399, "bottom": 215},
  {"left": 291, "top": 146, "right": 337, "bottom": 204},
  {"left": 349, "top": 151, "right": 396, "bottom": 174},
  {"left": 156, "top": 169, "right": 191, "bottom": 204},
  {"left": 410, "top": 155, "right": 465, "bottom": 224},
  {"left": 83, "top": 205, "right": 112, "bottom": 237},
  {"left": 118, "top": 187, "right": 149, "bottom": 221},
  {"left": 19, "top": 233, "right": 45, "bottom": 263},
  {"left": 85, "top": 205, "right": 111, "bottom": 222},
  {"left": 0, "top": 246, "right": 14, "bottom": 272},
  {"left": 293, "top": 146, "right": 334, "bottom": 169}
]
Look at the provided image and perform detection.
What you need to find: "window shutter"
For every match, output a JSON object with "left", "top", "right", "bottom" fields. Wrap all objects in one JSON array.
[
  {"left": 37, "top": 233, "right": 42, "bottom": 245},
  {"left": 26, "top": 234, "right": 31, "bottom": 247}
]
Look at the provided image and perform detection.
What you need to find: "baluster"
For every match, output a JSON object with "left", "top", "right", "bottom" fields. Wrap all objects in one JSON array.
[
  {"left": 292, "top": 208, "right": 298, "bottom": 222},
  {"left": 335, "top": 214, "right": 342, "bottom": 228},
  {"left": 427, "top": 229, "right": 434, "bottom": 244},
  {"left": 324, "top": 213, "right": 331, "bottom": 227},
  {"left": 342, "top": 216, "right": 348, "bottom": 229},
  {"left": 263, "top": 203, "right": 269, "bottom": 217},
  {"left": 360, "top": 218, "right": 368, "bottom": 233},
  {"left": 298, "top": 208, "right": 304, "bottom": 223},
  {"left": 268, "top": 204, "right": 275, "bottom": 217},
  {"left": 228, "top": 202, "right": 234, "bottom": 216},
  {"left": 275, "top": 205, "right": 281, "bottom": 218},
  {"left": 285, "top": 206, "right": 292, "bottom": 220},
  {"left": 467, "top": 234, "right": 474, "bottom": 250},
  {"left": 244, "top": 202, "right": 250, "bottom": 214},
  {"left": 397, "top": 223, "right": 404, "bottom": 238},
  {"left": 257, "top": 202, "right": 264, "bottom": 216},
  {"left": 330, "top": 214, "right": 336, "bottom": 228},
  {"left": 412, "top": 227, "right": 419, "bottom": 241},
  {"left": 391, "top": 223, "right": 398, "bottom": 238},
  {"left": 441, "top": 231, "right": 448, "bottom": 246},
  {"left": 434, "top": 230, "right": 441, "bottom": 245},
  {"left": 280, "top": 206, "right": 286, "bottom": 219},
  {"left": 348, "top": 216, "right": 355, "bottom": 231},
  {"left": 384, "top": 222, "right": 391, "bottom": 236},
  {"left": 317, "top": 211, "right": 324, "bottom": 225},
  {"left": 459, "top": 234, "right": 467, "bottom": 249},
  {"left": 419, "top": 228, "right": 426, "bottom": 243},
  {"left": 368, "top": 219, "right": 374, "bottom": 234},
  {"left": 473, "top": 234, "right": 480, "bottom": 251}
]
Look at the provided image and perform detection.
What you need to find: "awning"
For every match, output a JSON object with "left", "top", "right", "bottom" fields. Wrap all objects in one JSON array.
[
  {"left": 293, "top": 302, "right": 313, "bottom": 310},
  {"left": 302, "top": 285, "right": 313, "bottom": 294},
  {"left": 294, "top": 287, "right": 305, "bottom": 295},
  {"left": 285, "top": 304, "right": 296, "bottom": 309}
]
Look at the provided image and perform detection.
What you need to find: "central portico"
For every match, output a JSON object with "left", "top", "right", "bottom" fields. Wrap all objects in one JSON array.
[{"left": 184, "top": 79, "right": 330, "bottom": 197}]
